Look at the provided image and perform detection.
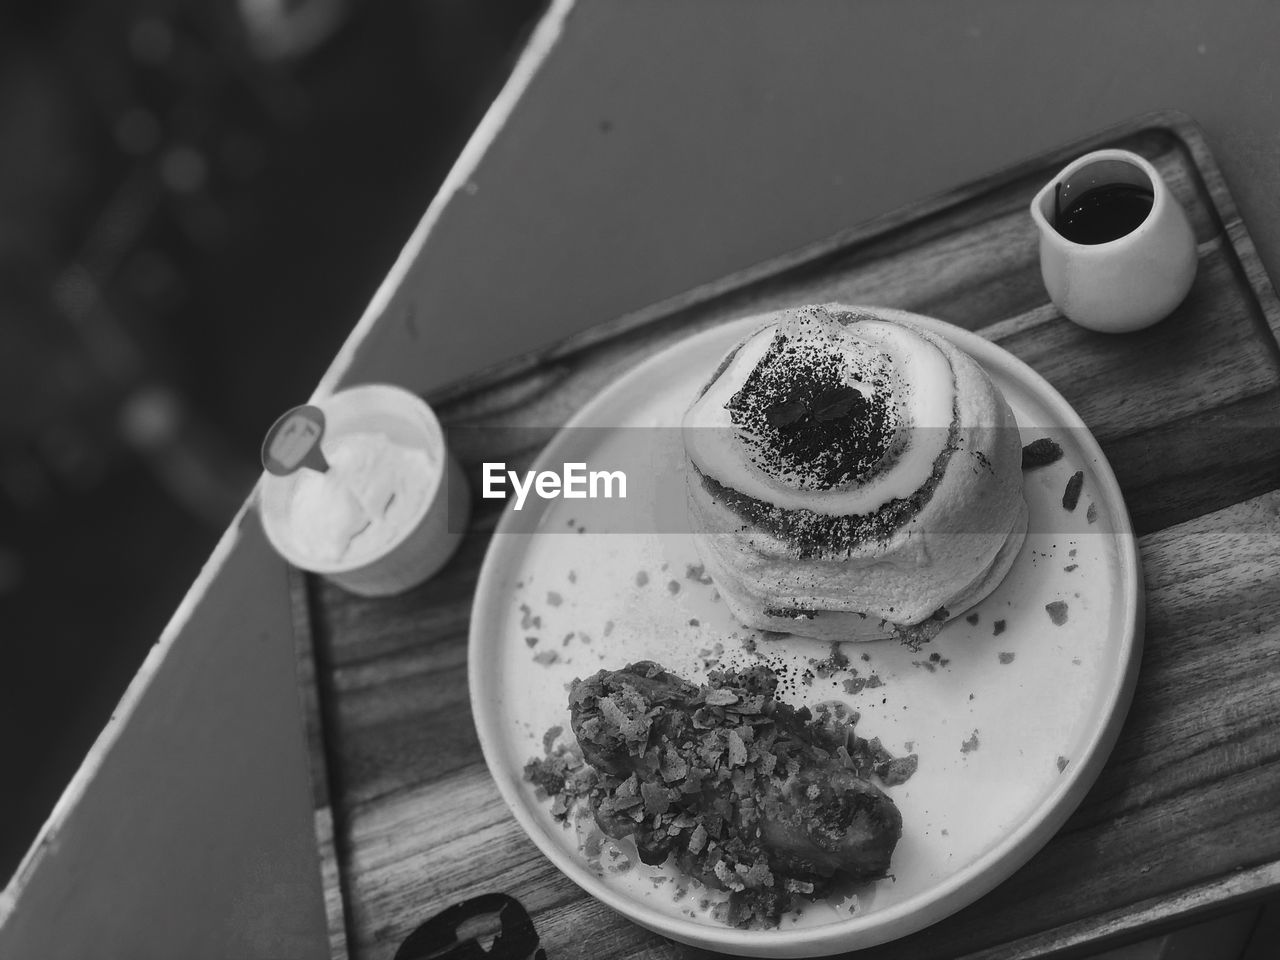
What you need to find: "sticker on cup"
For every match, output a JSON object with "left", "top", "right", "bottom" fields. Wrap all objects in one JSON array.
[{"left": 262, "top": 404, "right": 330, "bottom": 476}]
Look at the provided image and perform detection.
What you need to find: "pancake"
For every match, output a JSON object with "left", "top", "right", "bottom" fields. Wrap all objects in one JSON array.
[{"left": 682, "top": 303, "right": 1028, "bottom": 642}]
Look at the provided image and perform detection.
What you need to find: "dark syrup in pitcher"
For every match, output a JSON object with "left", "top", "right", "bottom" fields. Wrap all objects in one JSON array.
[{"left": 1055, "top": 182, "right": 1154, "bottom": 245}]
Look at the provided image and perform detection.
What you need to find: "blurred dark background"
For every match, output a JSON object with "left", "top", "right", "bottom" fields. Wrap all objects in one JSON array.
[{"left": 0, "top": 0, "right": 544, "bottom": 880}]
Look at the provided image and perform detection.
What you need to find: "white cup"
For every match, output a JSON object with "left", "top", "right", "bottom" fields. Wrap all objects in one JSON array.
[
  {"left": 258, "top": 383, "right": 469, "bottom": 596},
  {"left": 1030, "top": 148, "right": 1198, "bottom": 333}
]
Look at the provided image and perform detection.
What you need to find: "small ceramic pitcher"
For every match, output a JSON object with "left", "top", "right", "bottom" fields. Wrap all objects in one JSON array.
[{"left": 1030, "top": 148, "right": 1198, "bottom": 333}]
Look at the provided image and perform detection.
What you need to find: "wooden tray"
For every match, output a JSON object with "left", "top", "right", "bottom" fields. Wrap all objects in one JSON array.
[{"left": 292, "top": 112, "right": 1280, "bottom": 959}]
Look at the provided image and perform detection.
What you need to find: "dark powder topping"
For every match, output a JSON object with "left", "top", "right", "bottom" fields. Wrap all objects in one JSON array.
[
  {"left": 762, "top": 606, "right": 816, "bottom": 620},
  {"left": 724, "top": 327, "right": 898, "bottom": 490},
  {"left": 694, "top": 405, "right": 960, "bottom": 561}
]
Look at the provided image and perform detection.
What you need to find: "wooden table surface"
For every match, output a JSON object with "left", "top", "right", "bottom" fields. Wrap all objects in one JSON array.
[{"left": 296, "top": 115, "right": 1280, "bottom": 959}]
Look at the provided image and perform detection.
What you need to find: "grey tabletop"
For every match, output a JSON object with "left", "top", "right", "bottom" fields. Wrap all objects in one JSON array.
[{"left": 338, "top": 0, "right": 1280, "bottom": 398}]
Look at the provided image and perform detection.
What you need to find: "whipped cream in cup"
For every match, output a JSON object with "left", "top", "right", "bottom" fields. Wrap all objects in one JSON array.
[{"left": 258, "top": 384, "right": 468, "bottom": 596}]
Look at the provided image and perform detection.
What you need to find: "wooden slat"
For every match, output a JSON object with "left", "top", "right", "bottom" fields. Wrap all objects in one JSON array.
[{"left": 296, "top": 115, "right": 1280, "bottom": 959}]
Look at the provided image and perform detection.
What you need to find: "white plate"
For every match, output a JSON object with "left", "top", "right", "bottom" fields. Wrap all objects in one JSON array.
[{"left": 469, "top": 308, "right": 1143, "bottom": 957}]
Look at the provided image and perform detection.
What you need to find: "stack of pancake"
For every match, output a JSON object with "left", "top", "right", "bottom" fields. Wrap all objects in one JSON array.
[{"left": 682, "top": 304, "right": 1027, "bottom": 642}]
